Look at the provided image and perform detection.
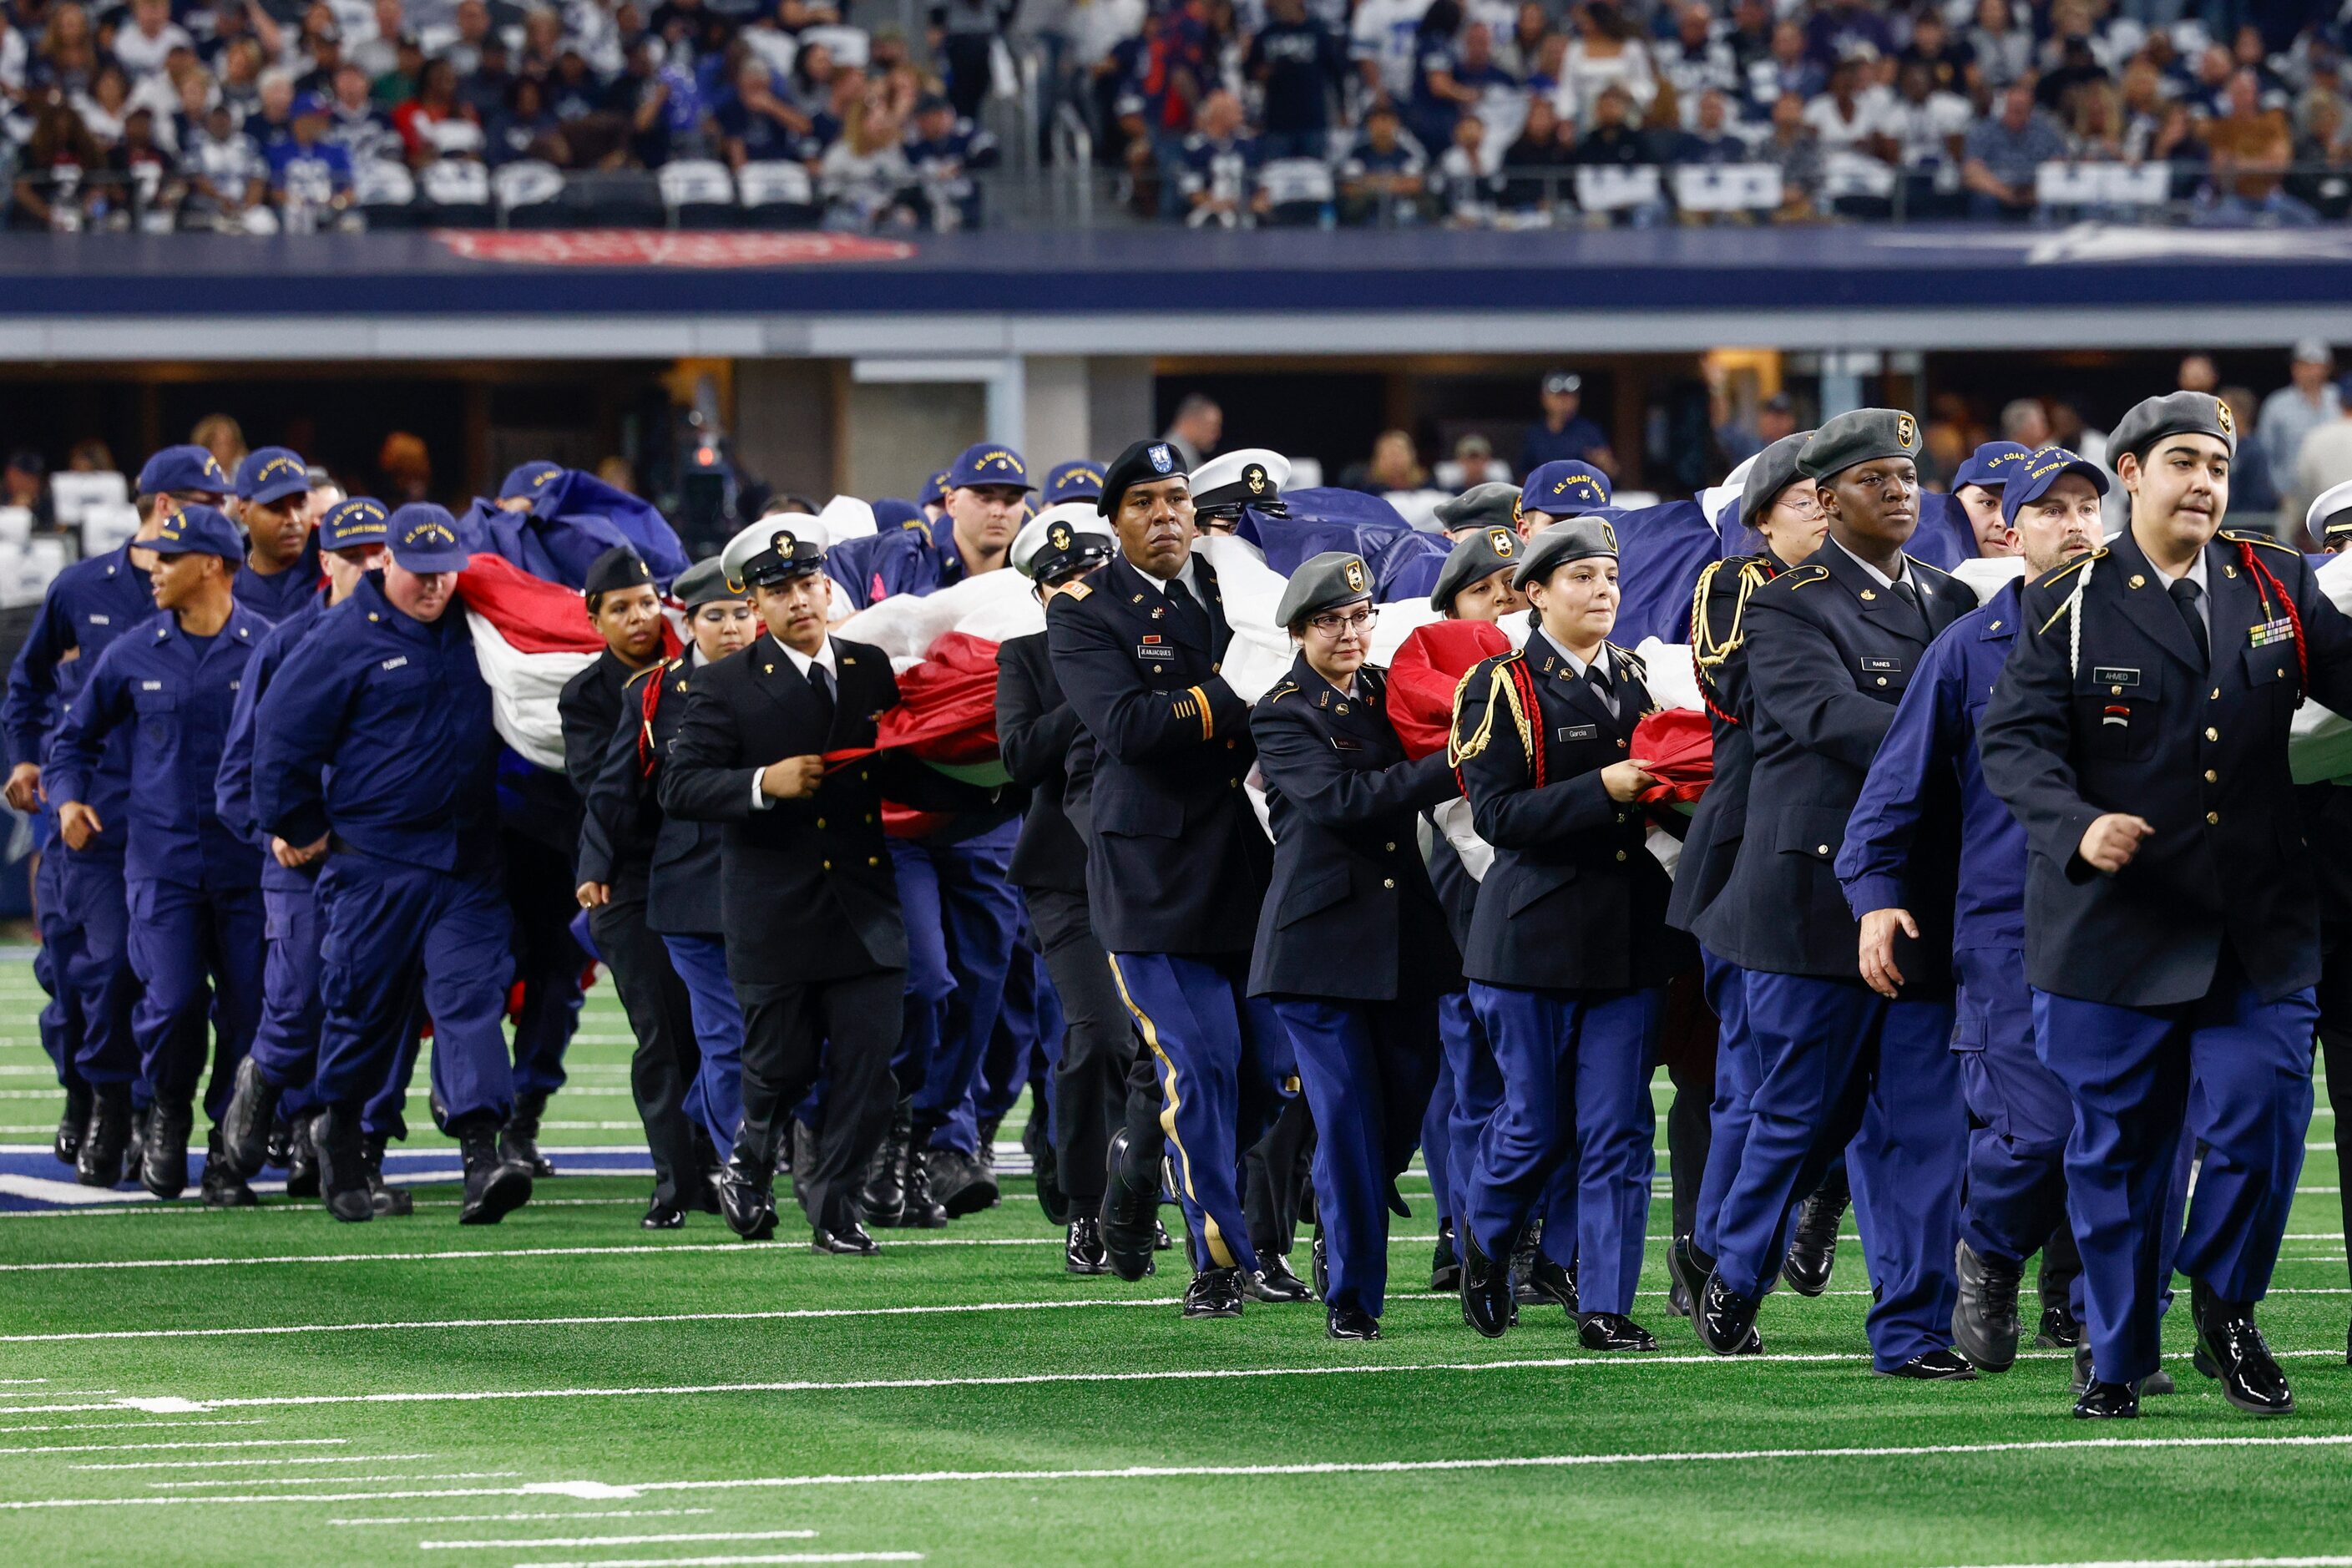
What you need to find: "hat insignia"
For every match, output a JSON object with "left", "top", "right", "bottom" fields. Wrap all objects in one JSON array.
[
  {"left": 1489, "top": 528, "right": 1515, "bottom": 558},
  {"left": 1343, "top": 559, "right": 1366, "bottom": 594},
  {"left": 2216, "top": 399, "right": 2235, "bottom": 436},
  {"left": 1245, "top": 464, "right": 1267, "bottom": 495},
  {"left": 1049, "top": 524, "right": 1071, "bottom": 551},
  {"left": 771, "top": 529, "right": 796, "bottom": 554},
  {"left": 1148, "top": 444, "right": 1174, "bottom": 475},
  {"left": 1600, "top": 520, "right": 1619, "bottom": 553},
  {"left": 1897, "top": 414, "right": 1918, "bottom": 448}
]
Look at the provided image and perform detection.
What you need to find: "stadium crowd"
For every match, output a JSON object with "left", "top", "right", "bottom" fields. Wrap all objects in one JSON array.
[{"left": 7, "top": 0, "right": 2352, "bottom": 230}]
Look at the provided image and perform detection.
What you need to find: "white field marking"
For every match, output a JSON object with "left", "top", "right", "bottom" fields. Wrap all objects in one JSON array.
[
  {"left": 1936, "top": 1560, "right": 2352, "bottom": 1568},
  {"left": 0, "top": 1379, "right": 45, "bottom": 1385},
  {"left": 149, "top": 1473, "right": 516, "bottom": 1490},
  {"left": 0, "top": 1197, "right": 655, "bottom": 1220},
  {"left": 541, "top": 1123, "right": 662, "bottom": 1131},
  {"left": 0, "top": 1438, "right": 342, "bottom": 1457},
  {"left": 331, "top": 1510, "right": 718, "bottom": 1527},
  {"left": 422, "top": 1530, "right": 818, "bottom": 1550},
  {"left": 0, "top": 1389, "right": 111, "bottom": 1399},
  {"left": 513, "top": 1556, "right": 918, "bottom": 1568},
  {"left": 0, "top": 1421, "right": 267, "bottom": 1435},
  {"left": 75, "top": 1453, "right": 432, "bottom": 1471}
]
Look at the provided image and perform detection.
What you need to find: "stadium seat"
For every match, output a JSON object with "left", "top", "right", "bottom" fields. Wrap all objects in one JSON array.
[
  {"left": 1822, "top": 149, "right": 1897, "bottom": 216},
  {"left": 660, "top": 160, "right": 740, "bottom": 229},
  {"left": 356, "top": 160, "right": 418, "bottom": 230},
  {"left": 566, "top": 169, "right": 666, "bottom": 228},
  {"left": 1672, "top": 163, "right": 1783, "bottom": 217},
  {"left": 2034, "top": 159, "right": 2107, "bottom": 214},
  {"left": 799, "top": 23, "right": 869, "bottom": 68},
  {"left": 48, "top": 471, "right": 127, "bottom": 530},
  {"left": 737, "top": 160, "right": 820, "bottom": 228},
  {"left": 78, "top": 503, "right": 140, "bottom": 558},
  {"left": 494, "top": 160, "right": 569, "bottom": 228},
  {"left": 1258, "top": 158, "right": 1335, "bottom": 228},
  {"left": 418, "top": 158, "right": 494, "bottom": 226},
  {"left": 0, "top": 506, "right": 31, "bottom": 548},
  {"left": 1574, "top": 165, "right": 1662, "bottom": 215}
]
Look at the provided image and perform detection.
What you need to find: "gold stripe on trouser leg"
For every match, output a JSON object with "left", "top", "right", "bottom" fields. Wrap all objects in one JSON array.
[{"left": 1106, "top": 952, "right": 1236, "bottom": 1269}]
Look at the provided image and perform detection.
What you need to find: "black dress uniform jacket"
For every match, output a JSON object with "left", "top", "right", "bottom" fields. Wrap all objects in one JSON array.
[
  {"left": 1247, "top": 654, "right": 1462, "bottom": 1001},
  {"left": 996, "top": 629, "right": 1087, "bottom": 894},
  {"left": 584, "top": 652, "right": 726, "bottom": 938},
  {"left": 1044, "top": 554, "right": 1270, "bottom": 955},
  {"left": 1695, "top": 541, "right": 1975, "bottom": 981},
  {"left": 1980, "top": 527, "right": 2352, "bottom": 1007},
  {"left": 1667, "top": 551, "right": 1784, "bottom": 938},
  {"left": 567, "top": 647, "right": 662, "bottom": 897},
  {"left": 660, "top": 635, "right": 973, "bottom": 988},
  {"left": 1450, "top": 635, "right": 1692, "bottom": 990}
]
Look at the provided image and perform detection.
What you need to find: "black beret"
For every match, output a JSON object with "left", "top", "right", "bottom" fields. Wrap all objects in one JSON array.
[
  {"left": 1512, "top": 515, "right": 1618, "bottom": 589},
  {"left": 1277, "top": 551, "right": 1374, "bottom": 627},
  {"left": 1739, "top": 430, "right": 1815, "bottom": 525},
  {"left": 2110, "top": 390, "right": 2237, "bottom": 463},
  {"left": 1096, "top": 438, "right": 1188, "bottom": 517},
  {"left": 1430, "top": 524, "right": 1523, "bottom": 612},
  {"left": 584, "top": 544, "right": 654, "bottom": 602},
  {"left": 1798, "top": 407, "right": 1922, "bottom": 480}
]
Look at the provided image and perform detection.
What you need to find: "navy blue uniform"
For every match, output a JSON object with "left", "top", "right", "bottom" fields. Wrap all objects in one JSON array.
[
  {"left": 232, "top": 532, "right": 321, "bottom": 622},
  {"left": 1449, "top": 633, "right": 1689, "bottom": 1314},
  {"left": 1251, "top": 655, "right": 1460, "bottom": 1318},
  {"left": 251, "top": 573, "right": 516, "bottom": 1127},
  {"left": 1980, "top": 529, "right": 2352, "bottom": 1383},
  {"left": 1696, "top": 540, "right": 1976, "bottom": 1370},
  {"left": 48, "top": 604, "right": 271, "bottom": 1120},
  {"left": 3, "top": 545, "right": 153, "bottom": 1108},
  {"left": 1046, "top": 554, "right": 1290, "bottom": 1275}
]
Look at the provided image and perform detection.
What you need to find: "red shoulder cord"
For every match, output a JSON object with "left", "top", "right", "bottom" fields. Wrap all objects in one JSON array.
[
  {"left": 1510, "top": 657, "right": 1548, "bottom": 789},
  {"left": 636, "top": 665, "right": 668, "bottom": 778},
  {"left": 2238, "top": 539, "right": 2308, "bottom": 698}
]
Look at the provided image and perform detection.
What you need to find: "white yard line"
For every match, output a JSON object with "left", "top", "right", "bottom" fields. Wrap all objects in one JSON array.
[
  {"left": 421, "top": 1530, "right": 818, "bottom": 1550},
  {"left": 0, "top": 1421, "right": 266, "bottom": 1435},
  {"left": 331, "top": 1510, "right": 717, "bottom": 1527},
  {"left": 149, "top": 1473, "right": 517, "bottom": 1490},
  {"left": 77, "top": 1453, "right": 432, "bottom": 1471},
  {"left": 0, "top": 1438, "right": 341, "bottom": 1457},
  {"left": 513, "top": 1556, "right": 918, "bottom": 1568}
]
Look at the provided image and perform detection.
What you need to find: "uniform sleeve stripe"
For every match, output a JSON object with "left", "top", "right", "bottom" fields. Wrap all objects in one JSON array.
[{"left": 1188, "top": 685, "right": 1213, "bottom": 741}]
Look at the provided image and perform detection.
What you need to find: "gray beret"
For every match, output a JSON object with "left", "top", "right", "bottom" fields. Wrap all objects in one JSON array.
[
  {"left": 1740, "top": 430, "right": 1815, "bottom": 526},
  {"left": 1511, "top": 515, "right": 1618, "bottom": 589},
  {"left": 1429, "top": 524, "right": 1524, "bottom": 612},
  {"left": 674, "top": 557, "right": 746, "bottom": 609},
  {"left": 1798, "top": 407, "right": 1923, "bottom": 480},
  {"left": 1277, "top": 550, "right": 1374, "bottom": 628},
  {"left": 2110, "top": 390, "right": 2237, "bottom": 463},
  {"left": 1434, "top": 482, "right": 1522, "bottom": 535}
]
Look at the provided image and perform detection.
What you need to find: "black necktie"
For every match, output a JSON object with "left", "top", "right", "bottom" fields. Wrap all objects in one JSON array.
[
  {"left": 1587, "top": 659, "right": 1617, "bottom": 716},
  {"left": 1163, "top": 576, "right": 1206, "bottom": 635},
  {"left": 2170, "top": 577, "right": 2209, "bottom": 669},
  {"left": 1889, "top": 579, "right": 1930, "bottom": 635},
  {"left": 807, "top": 659, "right": 836, "bottom": 726}
]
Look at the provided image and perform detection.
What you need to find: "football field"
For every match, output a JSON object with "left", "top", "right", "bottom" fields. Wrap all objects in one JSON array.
[{"left": 1, "top": 963, "right": 2349, "bottom": 1568}]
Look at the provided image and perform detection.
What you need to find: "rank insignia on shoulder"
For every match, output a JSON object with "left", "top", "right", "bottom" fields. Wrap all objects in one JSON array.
[
  {"left": 1785, "top": 566, "right": 1830, "bottom": 588},
  {"left": 1063, "top": 582, "right": 1091, "bottom": 601}
]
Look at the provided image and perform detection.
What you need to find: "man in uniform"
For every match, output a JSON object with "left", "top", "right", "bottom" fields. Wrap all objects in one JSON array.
[
  {"left": 1047, "top": 438, "right": 1291, "bottom": 1318},
  {"left": 1980, "top": 391, "right": 2352, "bottom": 1418},
  {"left": 232, "top": 446, "right": 325, "bottom": 621},
  {"left": 1688, "top": 409, "right": 1981, "bottom": 1378},
  {"left": 1043, "top": 460, "right": 1105, "bottom": 508},
  {"left": 7, "top": 444, "right": 221, "bottom": 1186},
  {"left": 999, "top": 503, "right": 1124, "bottom": 1272},
  {"left": 48, "top": 504, "right": 270, "bottom": 1205},
  {"left": 1949, "top": 440, "right": 2032, "bottom": 558},
  {"left": 255, "top": 504, "right": 532, "bottom": 1225},
  {"left": 1189, "top": 448, "right": 1291, "bottom": 534},
  {"left": 1515, "top": 460, "right": 1613, "bottom": 537},
  {"left": 567, "top": 544, "right": 707, "bottom": 1228}
]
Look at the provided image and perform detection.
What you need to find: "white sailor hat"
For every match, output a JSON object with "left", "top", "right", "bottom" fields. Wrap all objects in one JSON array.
[
  {"left": 1189, "top": 448, "right": 1292, "bottom": 515},
  {"left": 1010, "top": 502, "right": 1117, "bottom": 581}
]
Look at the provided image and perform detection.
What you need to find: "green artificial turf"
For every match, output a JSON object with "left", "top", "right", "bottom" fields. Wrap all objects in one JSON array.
[{"left": 0, "top": 964, "right": 2346, "bottom": 1568}]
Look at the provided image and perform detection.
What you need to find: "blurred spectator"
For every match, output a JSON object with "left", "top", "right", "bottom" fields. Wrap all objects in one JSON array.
[
  {"left": 1435, "top": 432, "right": 1511, "bottom": 489},
  {"left": 818, "top": 99, "right": 917, "bottom": 230},
  {"left": 1965, "top": 0, "right": 2031, "bottom": 90},
  {"left": 377, "top": 430, "right": 432, "bottom": 503},
  {"left": 1342, "top": 427, "right": 1426, "bottom": 493},
  {"left": 2219, "top": 386, "right": 2279, "bottom": 512},
  {"left": 1244, "top": 0, "right": 1348, "bottom": 161},
  {"left": 2203, "top": 68, "right": 2315, "bottom": 224},
  {"left": 1434, "top": 114, "right": 1504, "bottom": 225},
  {"left": 3, "top": 452, "right": 53, "bottom": 533},
  {"left": 2286, "top": 386, "right": 2352, "bottom": 529},
  {"left": 1175, "top": 89, "right": 1265, "bottom": 225},
  {"left": 2260, "top": 339, "right": 2340, "bottom": 483},
  {"left": 268, "top": 98, "right": 356, "bottom": 226},
  {"left": 2179, "top": 354, "right": 2219, "bottom": 392},
  {"left": 1161, "top": 392, "right": 1222, "bottom": 469},
  {"left": 1899, "top": 8, "right": 1973, "bottom": 99},
  {"left": 1962, "top": 81, "right": 2066, "bottom": 220},
  {"left": 1340, "top": 100, "right": 1429, "bottom": 223},
  {"left": 928, "top": 0, "right": 1013, "bottom": 121},
  {"left": 1519, "top": 370, "right": 1615, "bottom": 479},
  {"left": 1559, "top": 0, "right": 1653, "bottom": 125},
  {"left": 1761, "top": 89, "right": 1824, "bottom": 219},
  {"left": 1758, "top": 392, "right": 1798, "bottom": 447},
  {"left": 1882, "top": 59, "right": 1971, "bottom": 215},
  {"left": 192, "top": 414, "right": 247, "bottom": 475},
  {"left": 597, "top": 455, "right": 637, "bottom": 493},
  {"left": 1804, "top": 0, "right": 1892, "bottom": 72},
  {"left": 1998, "top": 397, "right": 2051, "bottom": 448}
]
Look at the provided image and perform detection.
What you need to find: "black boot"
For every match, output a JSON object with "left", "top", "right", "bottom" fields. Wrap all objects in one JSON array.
[
  {"left": 1952, "top": 1238, "right": 2024, "bottom": 1372},
  {"left": 218, "top": 1056, "right": 280, "bottom": 1179},
  {"left": 77, "top": 1084, "right": 132, "bottom": 1188},
  {"left": 124, "top": 1104, "right": 149, "bottom": 1189},
  {"left": 1099, "top": 1130, "right": 1158, "bottom": 1281},
  {"left": 1460, "top": 1227, "right": 1515, "bottom": 1338},
  {"left": 898, "top": 1146, "right": 949, "bottom": 1228},
  {"left": 1782, "top": 1171, "right": 1849, "bottom": 1297},
  {"left": 53, "top": 1082, "right": 89, "bottom": 1166},
  {"left": 1509, "top": 1224, "right": 1541, "bottom": 1304},
  {"left": 311, "top": 1106, "right": 375, "bottom": 1224},
  {"left": 976, "top": 1114, "right": 1001, "bottom": 1173},
  {"left": 141, "top": 1102, "right": 194, "bottom": 1200},
  {"left": 363, "top": 1133, "right": 412, "bottom": 1217},
  {"left": 500, "top": 1091, "right": 554, "bottom": 1179},
  {"left": 926, "top": 1146, "right": 999, "bottom": 1218},
  {"left": 717, "top": 1138, "right": 778, "bottom": 1242},
  {"left": 861, "top": 1100, "right": 910, "bottom": 1228},
  {"left": 1430, "top": 1216, "right": 1461, "bottom": 1292},
  {"left": 458, "top": 1119, "right": 534, "bottom": 1226},
  {"left": 199, "top": 1126, "right": 256, "bottom": 1208},
  {"left": 283, "top": 1117, "right": 321, "bottom": 1198}
]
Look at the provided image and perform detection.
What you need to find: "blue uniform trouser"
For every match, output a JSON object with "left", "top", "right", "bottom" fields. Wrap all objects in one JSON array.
[
  {"left": 1693, "top": 949, "right": 1756, "bottom": 1259},
  {"left": 1721, "top": 972, "right": 1965, "bottom": 1370},
  {"left": 33, "top": 847, "right": 86, "bottom": 1097},
  {"left": 2034, "top": 961, "right": 2316, "bottom": 1385},
  {"left": 665, "top": 933, "right": 744, "bottom": 1158},
  {"left": 1954, "top": 945, "right": 2072, "bottom": 1267},
  {"left": 895, "top": 823, "right": 1022, "bottom": 1155},
  {"left": 1421, "top": 1049, "right": 1456, "bottom": 1227},
  {"left": 251, "top": 883, "right": 417, "bottom": 1140},
  {"left": 1271, "top": 995, "right": 1440, "bottom": 1318},
  {"left": 1439, "top": 988, "right": 1574, "bottom": 1257},
  {"left": 315, "top": 852, "right": 516, "bottom": 1126},
  {"left": 63, "top": 849, "right": 140, "bottom": 1095},
  {"left": 124, "top": 878, "right": 263, "bottom": 1122},
  {"left": 1108, "top": 950, "right": 1294, "bottom": 1275},
  {"left": 1465, "top": 982, "right": 1663, "bottom": 1316}
]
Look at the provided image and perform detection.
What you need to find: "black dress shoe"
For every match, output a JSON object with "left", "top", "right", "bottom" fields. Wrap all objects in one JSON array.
[
  {"left": 1668, "top": 1236, "right": 1711, "bottom": 1323},
  {"left": 77, "top": 1085, "right": 132, "bottom": 1188},
  {"left": 218, "top": 1056, "right": 279, "bottom": 1179},
  {"left": 1952, "top": 1238, "right": 2023, "bottom": 1372},
  {"left": 899, "top": 1147, "right": 950, "bottom": 1230},
  {"left": 141, "top": 1102, "right": 194, "bottom": 1199},
  {"left": 1181, "top": 1267, "right": 1245, "bottom": 1319},
  {"left": 1528, "top": 1255, "right": 1578, "bottom": 1315},
  {"left": 718, "top": 1152, "right": 778, "bottom": 1241},
  {"left": 199, "top": 1128, "right": 257, "bottom": 1209},
  {"left": 2191, "top": 1280, "right": 2294, "bottom": 1415},
  {"left": 926, "top": 1147, "right": 999, "bottom": 1218},
  {"left": 1460, "top": 1228, "right": 1515, "bottom": 1338},
  {"left": 642, "top": 1198, "right": 686, "bottom": 1230},
  {"left": 860, "top": 1099, "right": 911, "bottom": 1228},
  {"left": 1696, "top": 1272, "right": 1762, "bottom": 1357},
  {"left": 265, "top": 1122, "right": 292, "bottom": 1170},
  {"left": 362, "top": 1134, "right": 412, "bottom": 1217},
  {"left": 1099, "top": 1133, "right": 1159, "bottom": 1282},
  {"left": 2074, "top": 1378, "right": 2141, "bottom": 1419},
  {"left": 283, "top": 1120, "right": 321, "bottom": 1199},
  {"left": 1579, "top": 1313, "right": 1659, "bottom": 1352},
  {"left": 456, "top": 1120, "right": 534, "bottom": 1226},
  {"left": 1782, "top": 1176, "right": 1848, "bottom": 1297},
  {"left": 1246, "top": 1252, "right": 1311, "bottom": 1302},
  {"left": 1878, "top": 1348, "right": 1978, "bottom": 1381},
  {"left": 499, "top": 1091, "right": 555, "bottom": 1178},
  {"left": 1065, "top": 1217, "right": 1110, "bottom": 1275},
  {"left": 311, "top": 1108, "right": 375, "bottom": 1225},
  {"left": 2035, "top": 1305, "right": 2082, "bottom": 1349},
  {"left": 1327, "top": 1305, "right": 1381, "bottom": 1340},
  {"left": 812, "top": 1222, "right": 880, "bottom": 1256},
  {"left": 1509, "top": 1226, "right": 1542, "bottom": 1304},
  {"left": 1430, "top": 1218, "right": 1462, "bottom": 1292},
  {"left": 1034, "top": 1136, "right": 1070, "bottom": 1227},
  {"left": 1154, "top": 1218, "right": 1174, "bottom": 1249},
  {"left": 1312, "top": 1232, "right": 1328, "bottom": 1300},
  {"left": 687, "top": 1169, "right": 725, "bottom": 1215},
  {"left": 53, "top": 1082, "right": 89, "bottom": 1166}
]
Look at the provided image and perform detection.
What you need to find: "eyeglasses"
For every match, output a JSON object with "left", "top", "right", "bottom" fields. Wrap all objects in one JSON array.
[{"left": 1308, "top": 606, "right": 1378, "bottom": 635}]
